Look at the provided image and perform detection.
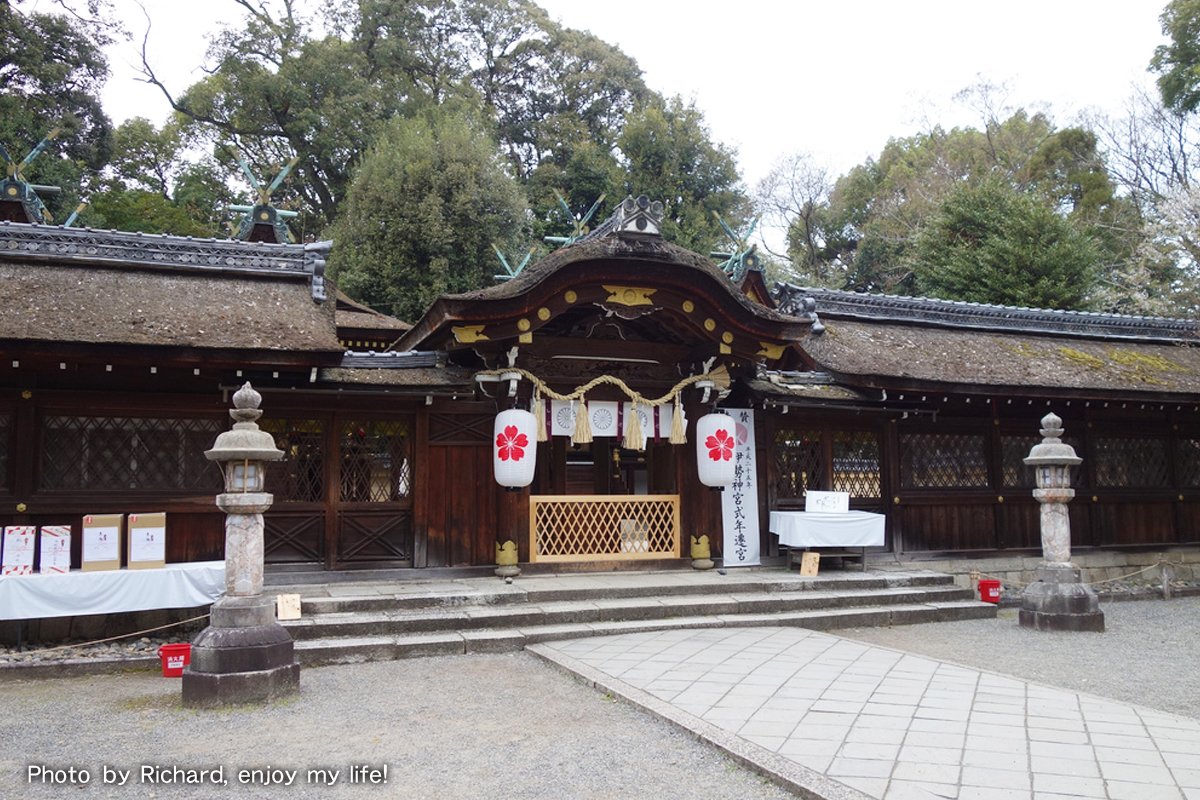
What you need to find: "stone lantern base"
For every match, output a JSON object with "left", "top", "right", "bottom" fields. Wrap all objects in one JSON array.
[
  {"left": 182, "top": 596, "right": 299, "bottom": 708},
  {"left": 1019, "top": 564, "right": 1105, "bottom": 632}
]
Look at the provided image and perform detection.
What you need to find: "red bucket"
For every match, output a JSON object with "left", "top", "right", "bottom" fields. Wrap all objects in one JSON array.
[
  {"left": 157, "top": 643, "right": 191, "bottom": 677},
  {"left": 978, "top": 579, "right": 1001, "bottom": 604}
]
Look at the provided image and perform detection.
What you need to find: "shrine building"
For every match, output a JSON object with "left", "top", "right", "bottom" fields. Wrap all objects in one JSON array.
[{"left": 2, "top": 196, "right": 1199, "bottom": 580}]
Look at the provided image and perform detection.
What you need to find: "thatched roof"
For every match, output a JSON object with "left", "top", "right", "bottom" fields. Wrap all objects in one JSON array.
[
  {"left": 0, "top": 223, "right": 339, "bottom": 356},
  {"left": 801, "top": 315, "right": 1200, "bottom": 397}
]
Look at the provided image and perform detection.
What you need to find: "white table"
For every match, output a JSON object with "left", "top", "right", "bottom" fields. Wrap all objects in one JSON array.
[
  {"left": 769, "top": 511, "right": 885, "bottom": 571},
  {"left": 769, "top": 511, "right": 886, "bottom": 547},
  {"left": 0, "top": 561, "right": 225, "bottom": 620}
]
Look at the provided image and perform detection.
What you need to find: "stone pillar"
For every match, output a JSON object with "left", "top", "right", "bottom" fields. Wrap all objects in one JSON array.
[
  {"left": 182, "top": 383, "right": 300, "bottom": 707},
  {"left": 1019, "top": 413, "right": 1104, "bottom": 632}
]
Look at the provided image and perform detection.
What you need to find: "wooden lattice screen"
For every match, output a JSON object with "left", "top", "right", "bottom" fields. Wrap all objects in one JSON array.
[{"left": 530, "top": 495, "right": 681, "bottom": 562}]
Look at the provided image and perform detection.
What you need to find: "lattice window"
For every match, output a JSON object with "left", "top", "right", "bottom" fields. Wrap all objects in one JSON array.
[
  {"left": 262, "top": 419, "right": 326, "bottom": 503},
  {"left": 0, "top": 413, "right": 9, "bottom": 490},
  {"left": 340, "top": 419, "right": 412, "bottom": 503},
  {"left": 1093, "top": 437, "right": 1170, "bottom": 488},
  {"left": 900, "top": 433, "right": 989, "bottom": 489},
  {"left": 531, "top": 496, "right": 679, "bottom": 561},
  {"left": 40, "top": 416, "right": 223, "bottom": 491},
  {"left": 831, "top": 430, "right": 881, "bottom": 498},
  {"left": 1179, "top": 439, "right": 1200, "bottom": 488},
  {"left": 1002, "top": 435, "right": 1085, "bottom": 489},
  {"left": 774, "top": 428, "right": 824, "bottom": 500}
]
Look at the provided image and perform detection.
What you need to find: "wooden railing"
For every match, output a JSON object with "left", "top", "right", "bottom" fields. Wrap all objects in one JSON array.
[{"left": 529, "top": 495, "right": 681, "bottom": 562}]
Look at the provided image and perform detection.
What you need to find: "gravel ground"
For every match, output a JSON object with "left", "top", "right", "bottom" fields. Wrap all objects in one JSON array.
[
  {"left": 0, "top": 652, "right": 793, "bottom": 800},
  {"left": 838, "top": 594, "right": 1200, "bottom": 721},
  {"left": 3, "top": 596, "right": 1198, "bottom": 799}
]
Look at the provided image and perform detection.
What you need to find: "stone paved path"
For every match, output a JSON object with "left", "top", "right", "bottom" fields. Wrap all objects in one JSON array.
[{"left": 535, "top": 627, "right": 1200, "bottom": 800}]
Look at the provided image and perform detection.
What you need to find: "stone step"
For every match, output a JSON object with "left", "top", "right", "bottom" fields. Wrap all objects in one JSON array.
[
  {"left": 288, "top": 570, "right": 961, "bottom": 616},
  {"left": 282, "top": 584, "right": 976, "bottom": 641},
  {"left": 292, "top": 600, "right": 995, "bottom": 667}
]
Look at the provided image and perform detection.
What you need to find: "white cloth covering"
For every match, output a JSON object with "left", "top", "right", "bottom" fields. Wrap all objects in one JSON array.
[
  {"left": 0, "top": 561, "right": 225, "bottom": 620},
  {"left": 769, "top": 511, "right": 885, "bottom": 548}
]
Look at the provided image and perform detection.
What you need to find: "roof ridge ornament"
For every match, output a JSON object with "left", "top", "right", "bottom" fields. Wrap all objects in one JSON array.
[
  {"left": 711, "top": 213, "right": 761, "bottom": 281},
  {"left": 545, "top": 190, "right": 607, "bottom": 249},
  {"left": 0, "top": 129, "right": 62, "bottom": 225},
  {"left": 578, "top": 195, "right": 664, "bottom": 244},
  {"left": 229, "top": 156, "right": 300, "bottom": 243}
]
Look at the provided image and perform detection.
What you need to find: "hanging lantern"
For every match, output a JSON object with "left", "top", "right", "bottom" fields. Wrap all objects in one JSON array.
[
  {"left": 696, "top": 412, "right": 737, "bottom": 487},
  {"left": 494, "top": 408, "right": 537, "bottom": 488}
]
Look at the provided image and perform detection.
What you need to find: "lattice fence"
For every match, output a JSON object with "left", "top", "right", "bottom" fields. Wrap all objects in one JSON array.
[{"left": 530, "top": 495, "right": 680, "bottom": 562}]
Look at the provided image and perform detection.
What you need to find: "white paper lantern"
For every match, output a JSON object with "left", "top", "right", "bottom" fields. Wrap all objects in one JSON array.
[
  {"left": 696, "top": 413, "right": 737, "bottom": 487},
  {"left": 494, "top": 408, "right": 537, "bottom": 488}
]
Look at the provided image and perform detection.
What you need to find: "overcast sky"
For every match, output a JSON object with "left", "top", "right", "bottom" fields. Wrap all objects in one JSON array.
[{"left": 101, "top": 0, "right": 1172, "bottom": 191}]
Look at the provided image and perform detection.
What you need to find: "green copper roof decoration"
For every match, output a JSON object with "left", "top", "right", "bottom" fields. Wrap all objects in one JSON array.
[
  {"left": 230, "top": 156, "right": 300, "bottom": 243},
  {"left": 544, "top": 189, "right": 606, "bottom": 248},
  {"left": 0, "top": 129, "right": 62, "bottom": 225},
  {"left": 711, "top": 212, "right": 761, "bottom": 282},
  {"left": 493, "top": 244, "right": 537, "bottom": 281}
]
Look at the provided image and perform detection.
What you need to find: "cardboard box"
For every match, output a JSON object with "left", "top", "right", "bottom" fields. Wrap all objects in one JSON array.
[
  {"left": 127, "top": 512, "right": 166, "bottom": 570},
  {"left": 38, "top": 526, "right": 72, "bottom": 574},
  {"left": 2, "top": 526, "right": 36, "bottom": 575},
  {"left": 81, "top": 514, "right": 123, "bottom": 571}
]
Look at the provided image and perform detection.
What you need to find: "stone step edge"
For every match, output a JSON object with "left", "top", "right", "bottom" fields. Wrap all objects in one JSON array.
[
  {"left": 295, "top": 573, "right": 958, "bottom": 614},
  {"left": 284, "top": 586, "right": 978, "bottom": 639},
  {"left": 291, "top": 601, "right": 998, "bottom": 667}
]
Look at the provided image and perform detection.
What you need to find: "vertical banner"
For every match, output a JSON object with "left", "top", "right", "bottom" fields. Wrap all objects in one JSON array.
[{"left": 721, "top": 409, "right": 761, "bottom": 566}]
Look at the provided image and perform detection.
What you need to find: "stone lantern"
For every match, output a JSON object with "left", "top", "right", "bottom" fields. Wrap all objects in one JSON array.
[
  {"left": 182, "top": 383, "right": 300, "bottom": 707},
  {"left": 1019, "top": 413, "right": 1104, "bottom": 632}
]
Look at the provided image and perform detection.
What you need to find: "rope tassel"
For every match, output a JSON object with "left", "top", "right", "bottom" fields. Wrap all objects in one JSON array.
[
  {"left": 572, "top": 400, "right": 592, "bottom": 445},
  {"left": 669, "top": 394, "right": 687, "bottom": 445},
  {"left": 533, "top": 391, "right": 547, "bottom": 442},
  {"left": 624, "top": 402, "right": 646, "bottom": 451}
]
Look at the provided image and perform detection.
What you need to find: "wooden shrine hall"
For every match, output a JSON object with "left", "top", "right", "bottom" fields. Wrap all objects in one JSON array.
[{"left": 2, "top": 196, "right": 1200, "bottom": 576}]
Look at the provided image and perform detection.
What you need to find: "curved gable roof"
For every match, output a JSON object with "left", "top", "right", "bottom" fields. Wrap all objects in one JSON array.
[{"left": 397, "top": 232, "right": 809, "bottom": 362}]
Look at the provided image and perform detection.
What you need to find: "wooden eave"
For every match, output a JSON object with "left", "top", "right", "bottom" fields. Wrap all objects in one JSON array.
[{"left": 398, "top": 256, "right": 809, "bottom": 366}]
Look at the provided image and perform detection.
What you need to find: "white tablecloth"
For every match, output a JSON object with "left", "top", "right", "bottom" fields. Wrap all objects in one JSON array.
[
  {"left": 0, "top": 561, "right": 225, "bottom": 620},
  {"left": 769, "top": 511, "right": 886, "bottom": 548}
]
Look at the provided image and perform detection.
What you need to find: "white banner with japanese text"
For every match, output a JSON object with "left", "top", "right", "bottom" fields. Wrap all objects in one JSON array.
[{"left": 721, "top": 408, "right": 761, "bottom": 567}]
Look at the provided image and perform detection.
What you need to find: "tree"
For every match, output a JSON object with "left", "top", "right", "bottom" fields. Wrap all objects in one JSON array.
[
  {"left": 140, "top": 0, "right": 649, "bottom": 233},
  {"left": 1151, "top": 0, "right": 1200, "bottom": 115},
  {"left": 1086, "top": 84, "right": 1200, "bottom": 315},
  {"left": 913, "top": 178, "right": 1099, "bottom": 310},
  {"left": 0, "top": 1, "right": 114, "bottom": 219},
  {"left": 84, "top": 117, "right": 231, "bottom": 237},
  {"left": 617, "top": 96, "right": 747, "bottom": 255},
  {"left": 327, "top": 109, "right": 528, "bottom": 323},
  {"left": 753, "top": 151, "right": 844, "bottom": 287}
]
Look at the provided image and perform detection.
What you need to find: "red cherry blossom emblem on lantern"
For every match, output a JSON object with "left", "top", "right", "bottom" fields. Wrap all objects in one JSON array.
[
  {"left": 705, "top": 428, "right": 734, "bottom": 462},
  {"left": 496, "top": 425, "right": 529, "bottom": 462}
]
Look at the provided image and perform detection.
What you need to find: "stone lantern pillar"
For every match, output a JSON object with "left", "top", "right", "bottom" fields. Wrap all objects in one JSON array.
[
  {"left": 182, "top": 383, "right": 300, "bottom": 707},
  {"left": 1019, "top": 413, "right": 1104, "bottom": 632}
]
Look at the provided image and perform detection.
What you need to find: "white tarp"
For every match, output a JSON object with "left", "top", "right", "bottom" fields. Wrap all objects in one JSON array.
[
  {"left": 0, "top": 561, "right": 225, "bottom": 620},
  {"left": 769, "top": 511, "right": 886, "bottom": 548},
  {"left": 721, "top": 408, "right": 761, "bottom": 566}
]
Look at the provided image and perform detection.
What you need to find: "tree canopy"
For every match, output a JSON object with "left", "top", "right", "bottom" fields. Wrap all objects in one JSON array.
[{"left": 327, "top": 109, "right": 529, "bottom": 323}]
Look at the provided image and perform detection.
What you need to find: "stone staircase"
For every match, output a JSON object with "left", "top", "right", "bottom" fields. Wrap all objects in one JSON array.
[{"left": 274, "top": 569, "right": 996, "bottom": 667}]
